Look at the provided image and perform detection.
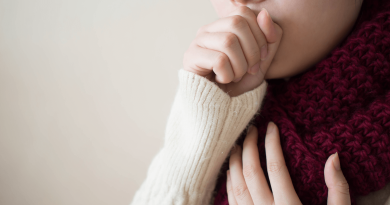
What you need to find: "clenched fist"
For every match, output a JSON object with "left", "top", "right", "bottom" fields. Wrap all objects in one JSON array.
[{"left": 183, "top": 6, "right": 283, "bottom": 97}]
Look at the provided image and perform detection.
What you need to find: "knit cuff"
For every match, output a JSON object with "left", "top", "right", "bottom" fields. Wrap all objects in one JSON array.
[
  {"left": 131, "top": 69, "right": 268, "bottom": 205},
  {"left": 177, "top": 69, "right": 265, "bottom": 113},
  {"left": 167, "top": 69, "right": 267, "bottom": 203}
]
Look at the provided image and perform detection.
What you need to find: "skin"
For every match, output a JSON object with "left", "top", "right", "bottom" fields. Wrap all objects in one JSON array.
[
  {"left": 181, "top": 0, "right": 362, "bottom": 203},
  {"left": 183, "top": 7, "right": 283, "bottom": 97},
  {"left": 182, "top": 0, "right": 362, "bottom": 203},
  {"left": 182, "top": 0, "right": 363, "bottom": 96},
  {"left": 210, "top": 0, "right": 364, "bottom": 79},
  {"left": 227, "top": 123, "right": 351, "bottom": 205}
]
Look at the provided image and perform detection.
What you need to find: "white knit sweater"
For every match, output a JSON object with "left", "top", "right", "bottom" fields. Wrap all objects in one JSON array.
[{"left": 130, "top": 69, "right": 268, "bottom": 205}]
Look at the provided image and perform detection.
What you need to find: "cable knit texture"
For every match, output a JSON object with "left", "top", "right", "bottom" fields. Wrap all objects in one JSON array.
[
  {"left": 213, "top": 1, "right": 390, "bottom": 205},
  {"left": 130, "top": 69, "right": 268, "bottom": 205}
]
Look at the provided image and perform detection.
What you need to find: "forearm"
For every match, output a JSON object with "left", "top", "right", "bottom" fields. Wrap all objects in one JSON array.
[{"left": 130, "top": 69, "right": 268, "bottom": 205}]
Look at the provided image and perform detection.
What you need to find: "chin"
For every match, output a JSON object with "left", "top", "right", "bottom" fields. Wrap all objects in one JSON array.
[
  {"left": 263, "top": 61, "right": 296, "bottom": 80},
  {"left": 264, "top": 57, "right": 314, "bottom": 80}
]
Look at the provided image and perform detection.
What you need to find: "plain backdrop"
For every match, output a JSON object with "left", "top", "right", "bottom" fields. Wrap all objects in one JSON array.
[{"left": 0, "top": 0, "right": 217, "bottom": 204}]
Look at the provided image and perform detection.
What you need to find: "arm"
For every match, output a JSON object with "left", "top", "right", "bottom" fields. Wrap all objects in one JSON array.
[{"left": 130, "top": 69, "right": 268, "bottom": 205}]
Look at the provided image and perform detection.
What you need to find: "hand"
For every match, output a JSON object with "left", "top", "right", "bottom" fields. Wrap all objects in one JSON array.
[
  {"left": 227, "top": 122, "right": 351, "bottom": 205},
  {"left": 182, "top": 6, "right": 283, "bottom": 97}
]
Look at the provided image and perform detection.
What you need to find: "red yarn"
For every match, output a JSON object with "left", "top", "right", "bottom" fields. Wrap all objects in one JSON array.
[{"left": 213, "top": 1, "right": 390, "bottom": 205}]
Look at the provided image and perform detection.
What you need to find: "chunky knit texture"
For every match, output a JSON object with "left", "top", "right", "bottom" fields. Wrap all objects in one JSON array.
[
  {"left": 130, "top": 70, "right": 268, "bottom": 205},
  {"left": 213, "top": 1, "right": 390, "bottom": 205}
]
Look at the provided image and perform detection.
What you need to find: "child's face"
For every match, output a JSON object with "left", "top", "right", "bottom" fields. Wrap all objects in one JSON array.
[{"left": 210, "top": 0, "right": 363, "bottom": 79}]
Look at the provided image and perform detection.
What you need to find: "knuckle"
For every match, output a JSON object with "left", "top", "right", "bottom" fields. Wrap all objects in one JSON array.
[
  {"left": 222, "top": 33, "right": 238, "bottom": 48},
  {"left": 191, "top": 39, "right": 201, "bottom": 50},
  {"left": 215, "top": 53, "right": 229, "bottom": 68},
  {"left": 243, "top": 164, "right": 258, "bottom": 180},
  {"left": 214, "top": 54, "right": 231, "bottom": 83},
  {"left": 267, "top": 161, "right": 284, "bottom": 175},
  {"left": 233, "top": 184, "right": 249, "bottom": 200},
  {"left": 229, "top": 15, "right": 247, "bottom": 30},
  {"left": 334, "top": 180, "right": 350, "bottom": 196}
]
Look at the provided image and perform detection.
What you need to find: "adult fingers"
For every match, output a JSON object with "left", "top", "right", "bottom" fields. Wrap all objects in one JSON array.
[
  {"left": 265, "top": 122, "right": 302, "bottom": 205},
  {"left": 242, "top": 125, "right": 274, "bottom": 204},
  {"left": 183, "top": 41, "right": 235, "bottom": 84},
  {"left": 229, "top": 145, "right": 254, "bottom": 204},
  {"left": 324, "top": 153, "right": 351, "bottom": 205},
  {"left": 200, "top": 6, "right": 262, "bottom": 79},
  {"left": 226, "top": 170, "right": 238, "bottom": 205}
]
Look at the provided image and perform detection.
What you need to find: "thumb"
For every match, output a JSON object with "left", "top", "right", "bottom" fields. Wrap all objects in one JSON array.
[
  {"left": 324, "top": 152, "right": 351, "bottom": 205},
  {"left": 256, "top": 8, "right": 282, "bottom": 76},
  {"left": 257, "top": 8, "right": 281, "bottom": 44}
]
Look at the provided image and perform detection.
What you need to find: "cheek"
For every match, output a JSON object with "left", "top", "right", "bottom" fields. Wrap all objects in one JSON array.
[
  {"left": 265, "top": 38, "right": 310, "bottom": 79},
  {"left": 265, "top": 0, "right": 361, "bottom": 79}
]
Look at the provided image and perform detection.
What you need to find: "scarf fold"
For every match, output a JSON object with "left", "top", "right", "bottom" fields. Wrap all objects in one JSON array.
[{"left": 213, "top": 1, "right": 390, "bottom": 204}]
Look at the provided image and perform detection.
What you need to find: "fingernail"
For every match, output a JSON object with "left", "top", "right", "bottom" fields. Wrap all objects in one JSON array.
[
  {"left": 260, "top": 45, "right": 268, "bottom": 60},
  {"left": 227, "top": 170, "right": 231, "bottom": 182},
  {"left": 249, "top": 62, "right": 260, "bottom": 75},
  {"left": 333, "top": 152, "right": 341, "bottom": 171},
  {"left": 266, "top": 122, "right": 275, "bottom": 134}
]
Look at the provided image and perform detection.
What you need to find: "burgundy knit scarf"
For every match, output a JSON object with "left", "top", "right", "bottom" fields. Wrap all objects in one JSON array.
[{"left": 213, "top": 1, "right": 390, "bottom": 204}]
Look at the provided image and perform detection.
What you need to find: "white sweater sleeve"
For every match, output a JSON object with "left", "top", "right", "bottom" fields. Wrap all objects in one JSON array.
[{"left": 130, "top": 69, "right": 268, "bottom": 205}]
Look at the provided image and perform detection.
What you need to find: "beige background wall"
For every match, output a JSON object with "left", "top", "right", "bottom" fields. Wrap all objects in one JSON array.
[{"left": 0, "top": 0, "right": 217, "bottom": 204}]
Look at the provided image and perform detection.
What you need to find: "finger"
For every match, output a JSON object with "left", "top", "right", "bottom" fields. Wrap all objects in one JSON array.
[
  {"left": 201, "top": 7, "right": 262, "bottom": 79},
  {"left": 265, "top": 122, "right": 301, "bottom": 204},
  {"left": 195, "top": 32, "right": 247, "bottom": 83},
  {"left": 229, "top": 145, "right": 254, "bottom": 205},
  {"left": 226, "top": 170, "right": 238, "bottom": 205},
  {"left": 257, "top": 8, "right": 283, "bottom": 76},
  {"left": 227, "top": 6, "right": 268, "bottom": 75},
  {"left": 324, "top": 153, "right": 351, "bottom": 205},
  {"left": 258, "top": 8, "right": 279, "bottom": 44},
  {"left": 183, "top": 42, "right": 234, "bottom": 84},
  {"left": 242, "top": 125, "right": 274, "bottom": 204}
]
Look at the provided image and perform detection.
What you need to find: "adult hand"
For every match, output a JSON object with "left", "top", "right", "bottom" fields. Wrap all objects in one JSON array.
[
  {"left": 182, "top": 6, "right": 282, "bottom": 97},
  {"left": 227, "top": 122, "right": 351, "bottom": 205}
]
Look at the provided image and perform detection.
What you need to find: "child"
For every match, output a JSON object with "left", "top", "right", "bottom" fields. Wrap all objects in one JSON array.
[{"left": 131, "top": 0, "right": 390, "bottom": 204}]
